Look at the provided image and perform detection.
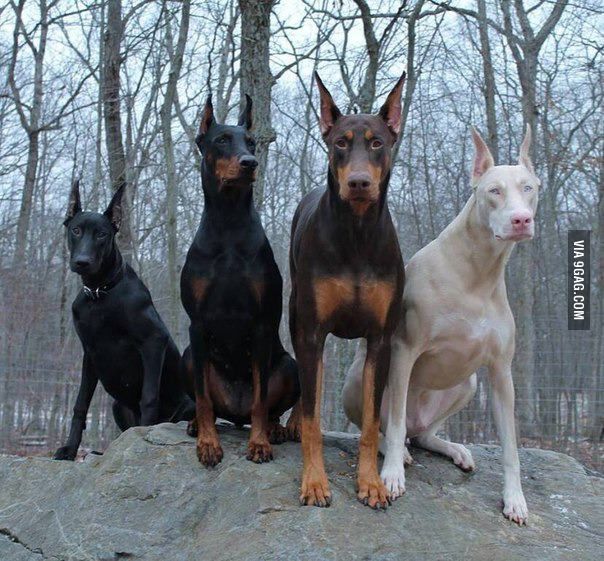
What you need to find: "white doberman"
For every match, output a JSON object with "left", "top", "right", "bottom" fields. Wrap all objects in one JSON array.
[{"left": 343, "top": 125, "right": 539, "bottom": 525}]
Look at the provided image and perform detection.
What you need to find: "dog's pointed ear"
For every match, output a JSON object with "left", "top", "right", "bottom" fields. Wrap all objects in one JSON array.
[
  {"left": 238, "top": 93, "right": 253, "bottom": 130},
  {"left": 315, "top": 72, "right": 341, "bottom": 138},
  {"left": 104, "top": 183, "right": 126, "bottom": 232},
  {"left": 378, "top": 72, "right": 406, "bottom": 140},
  {"left": 64, "top": 179, "right": 82, "bottom": 226},
  {"left": 470, "top": 126, "right": 495, "bottom": 186},
  {"left": 518, "top": 123, "right": 535, "bottom": 174},
  {"left": 196, "top": 95, "right": 215, "bottom": 149}
]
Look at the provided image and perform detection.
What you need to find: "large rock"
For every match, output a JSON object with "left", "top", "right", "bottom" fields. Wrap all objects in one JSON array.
[{"left": 0, "top": 422, "right": 601, "bottom": 561}]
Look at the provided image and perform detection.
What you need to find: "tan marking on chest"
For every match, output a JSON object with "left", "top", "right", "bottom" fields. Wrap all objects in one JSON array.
[
  {"left": 313, "top": 277, "right": 355, "bottom": 323},
  {"left": 313, "top": 277, "right": 395, "bottom": 325},
  {"left": 251, "top": 280, "right": 264, "bottom": 303},
  {"left": 191, "top": 278, "right": 209, "bottom": 302},
  {"left": 360, "top": 280, "right": 395, "bottom": 327}
]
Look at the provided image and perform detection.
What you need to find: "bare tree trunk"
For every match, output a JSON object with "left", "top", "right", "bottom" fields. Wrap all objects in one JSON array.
[
  {"left": 477, "top": 0, "right": 498, "bottom": 160},
  {"left": 9, "top": 0, "right": 49, "bottom": 266},
  {"left": 103, "top": 0, "right": 133, "bottom": 260},
  {"left": 239, "top": 0, "right": 276, "bottom": 209},
  {"left": 160, "top": 0, "right": 190, "bottom": 340}
]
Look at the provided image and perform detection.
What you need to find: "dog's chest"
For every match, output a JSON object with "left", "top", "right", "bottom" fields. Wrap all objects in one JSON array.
[
  {"left": 313, "top": 275, "right": 396, "bottom": 335},
  {"left": 412, "top": 308, "right": 510, "bottom": 389}
]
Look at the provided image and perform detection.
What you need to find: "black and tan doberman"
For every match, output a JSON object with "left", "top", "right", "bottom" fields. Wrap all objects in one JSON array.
[
  {"left": 289, "top": 72, "right": 406, "bottom": 508},
  {"left": 181, "top": 94, "right": 299, "bottom": 467}
]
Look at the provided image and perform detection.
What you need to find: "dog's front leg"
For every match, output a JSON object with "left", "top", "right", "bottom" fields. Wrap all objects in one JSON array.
[
  {"left": 489, "top": 357, "right": 528, "bottom": 525},
  {"left": 54, "top": 353, "right": 98, "bottom": 460},
  {"left": 357, "top": 337, "right": 391, "bottom": 509},
  {"left": 190, "top": 323, "right": 223, "bottom": 467},
  {"left": 295, "top": 329, "right": 330, "bottom": 507},
  {"left": 139, "top": 334, "right": 168, "bottom": 426},
  {"left": 247, "top": 328, "right": 273, "bottom": 463},
  {"left": 381, "top": 337, "right": 416, "bottom": 500}
]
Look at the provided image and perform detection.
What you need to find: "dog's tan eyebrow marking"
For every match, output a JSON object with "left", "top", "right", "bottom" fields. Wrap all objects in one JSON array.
[
  {"left": 364, "top": 130, "right": 374, "bottom": 140},
  {"left": 344, "top": 130, "right": 353, "bottom": 140}
]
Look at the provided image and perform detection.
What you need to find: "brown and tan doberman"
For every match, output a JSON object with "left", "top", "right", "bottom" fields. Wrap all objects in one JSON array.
[{"left": 288, "top": 72, "right": 406, "bottom": 509}]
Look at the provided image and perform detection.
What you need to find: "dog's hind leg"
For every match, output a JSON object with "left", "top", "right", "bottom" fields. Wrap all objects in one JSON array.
[
  {"left": 112, "top": 401, "right": 141, "bottom": 431},
  {"left": 267, "top": 351, "right": 300, "bottom": 445},
  {"left": 410, "top": 374, "right": 477, "bottom": 472}
]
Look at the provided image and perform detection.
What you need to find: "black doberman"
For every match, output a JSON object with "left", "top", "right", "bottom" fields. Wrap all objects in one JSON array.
[
  {"left": 180, "top": 94, "right": 299, "bottom": 467},
  {"left": 288, "top": 72, "right": 406, "bottom": 508},
  {"left": 55, "top": 181, "right": 193, "bottom": 460}
]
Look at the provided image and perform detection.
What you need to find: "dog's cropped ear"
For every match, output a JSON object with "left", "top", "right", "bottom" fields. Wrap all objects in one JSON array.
[
  {"left": 104, "top": 183, "right": 126, "bottom": 232},
  {"left": 378, "top": 72, "right": 406, "bottom": 140},
  {"left": 64, "top": 179, "right": 82, "bottom": 226},
  {"left": 470, "top": 126, "right": 495, "bottom": 187},
  {"left": 238, "top": 94, "right": 253, "bottom": 130},
  {"left": 196, "top": 95, "right": 215, "bottom": 149},
  {"left": 518, "top": 123, "right": 535, "bottom": 174},
  {"left": 315, "top": 72, "right": 341, "bottom": 138}
]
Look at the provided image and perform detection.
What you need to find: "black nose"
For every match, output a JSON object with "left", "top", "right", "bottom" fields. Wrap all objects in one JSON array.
[
  {"left": 239, "top": 156, "right": 258, "bottom": 169},
  {"left": 74, "top": 258, "right": 91, "bottom": 270}
]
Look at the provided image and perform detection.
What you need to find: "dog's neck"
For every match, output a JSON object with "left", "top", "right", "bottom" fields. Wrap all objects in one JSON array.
[
  {"left": 80, "top": 245, "right": 124, "bottom": 291},
  {"left": 440, "top": 193, "right": 515, "bottom": 289},
  {"left": 201, "top": 164, "right": 256, "bottom": 226}
]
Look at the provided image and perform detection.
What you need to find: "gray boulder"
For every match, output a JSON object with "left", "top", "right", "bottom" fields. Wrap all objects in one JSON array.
[{"left": 0, "top": 422, "right": 601, "bottom": 561}]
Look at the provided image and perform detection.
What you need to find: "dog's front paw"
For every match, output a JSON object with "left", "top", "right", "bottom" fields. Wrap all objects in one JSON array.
[
  {"left": 381, "top": 462, "right": 406, "bottom": 501},
  {"left": 247, "top": 440, "right": 273, "bottom": 463},
  {"left": 196, "top": 440, "right": 223, "bottom": 467},
  {"left": 358, "top": 474, "right": 391, "bottom": 509},
  {"left": 268, "top": 423, "right": 288, "bottom": 445},
  {"left": 300, "top": 470, "right": 331, "bottom": 507},
  {"left": 53, "top": 446, "right": 77, "bottom": 461},
  {"left": 502, "top": 491, "right": 528, "bottom": 525}
]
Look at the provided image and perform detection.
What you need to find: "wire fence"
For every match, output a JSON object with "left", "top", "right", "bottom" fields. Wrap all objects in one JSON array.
[{"left": 0, "top": 277, "right": 602, "bottom": 473}]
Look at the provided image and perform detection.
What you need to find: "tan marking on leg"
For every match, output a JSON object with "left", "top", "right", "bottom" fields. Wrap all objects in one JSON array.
[
  {"left": 195, "top": 364, "right": 223, "bottom": 467},
  {"left": 285, "top": 402, "right": 302, "bottom": 441},
  {"left": 357, "top": 355, "right": 389, "bottom": 508},
  {"left": 247, "top": 363, "right": 273, "bottom": 463},
  {"left": 300, "top": 357, "right": 331, "bottom": 506},
  {"left": 313, "top": 277, "right": 355, "bottom": 323},
  {"left": 360, "top": 280, "right": 395, "bottom": 327}
]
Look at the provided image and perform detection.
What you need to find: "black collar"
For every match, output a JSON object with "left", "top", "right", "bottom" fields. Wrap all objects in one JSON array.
[{"left": 82, "top": 261, "right": 125, "bottom": 301}]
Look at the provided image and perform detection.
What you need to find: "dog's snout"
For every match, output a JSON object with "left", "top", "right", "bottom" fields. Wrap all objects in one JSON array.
[
  {"left": 510, "top": 211, "right": 533, "bottom": 230},
  {"left": 347, "top": 173, "right": 372, "bottom": 190},
  {"left": 239, "top": 156, "right": 258, "bottom": 169},
  {"left": 74, "top": 257, "right": 92, "bottom": 270}
]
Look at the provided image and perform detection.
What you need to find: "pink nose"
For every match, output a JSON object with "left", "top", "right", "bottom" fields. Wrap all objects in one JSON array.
[{"left": 510, "top": 211, "right": 533, "bottom": 231}]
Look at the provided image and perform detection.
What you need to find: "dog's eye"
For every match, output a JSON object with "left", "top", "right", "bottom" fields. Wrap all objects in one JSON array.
[
  {"left": 217, "top": 136, "right": 228, "bottom": 145},
  {"left": 371, "top": 139, "right": 383, "bottom": 149},
  {"left": 335, "top": 139, "right": 347, "bottom": 149},
  {"left": 97, "top": 231, "right": 107, "bottom": 239},
  {"left": 489, "top": 187, "right": 501, "bottom": 195},
  {"left": 524, "top": 185, "right": 533, "bottom": 192},
  {"left": 72, "top": 227, "right": 81, "bottom": 236}
]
